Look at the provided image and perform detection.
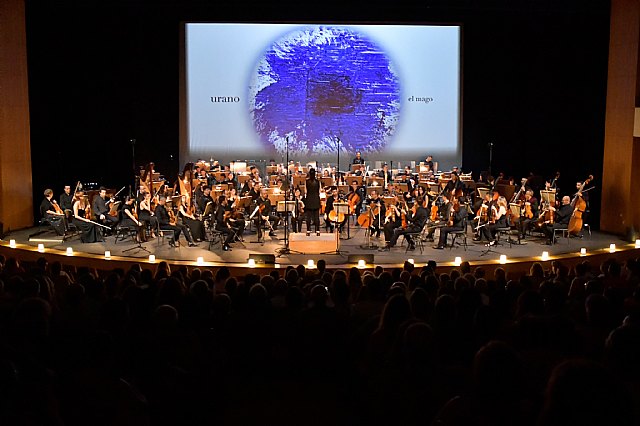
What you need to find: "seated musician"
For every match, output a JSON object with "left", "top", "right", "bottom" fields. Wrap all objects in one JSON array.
[
  {"left": 444, "top": 171, "right": 465, "bottom": 197},
  {"left": 323, "top": 187, "right": 346, "bottom": 233},
  {"left": 215, "top": 195, "right": 244, "bottom": 251},
  {"left": 40, "top": 189, "right": 67, "bottom": 235},
  {"left": 352, "top": 151, "right": 365, "bottom": 165},
  {"left": 383, "top": 195, "right": 403, "bottom": 244},
  {"left": 378, "top": 163, "right": 392, "bottom": 189},
  {"left": 518, "top": 190, "right": 539, "bottom": 238},
  {"left": 120, "top": 196, "right": 146, "bottom": 243},
  {"left": 354, "top": 164, "right": 366, "bottom": 176},
  {"left": 139, "top": 192, "right": 159, "bottom": 238},
  {"left": 178, "top": 196, "right": 205, "bottom": 243},
  {"left": 542, "top": 196, "right": 573, "bottom": 245},
  {"left": 381, "top": 196, "right": 427, "bottom": 251},
  {"left": 433, "top": 197, "right": 467, "bottom": 249},
  {"left": 222, "top": 172, "right": 237, "bottom": 190},
  {"left": 155, "top": 196, "right": 195, "bottom": 247},
  {"left": 424, "top": 193, "right": 450, "bottom": 242},
  {"left": 480, "top": 196, "right": 508, "bottom": 246},
  {"left": 254, "top": 188, "right": 280, "bottom": 239},
  {"left": 59, "top": 185, "right": 73, "bottom": 212},
  {"left": 348, "top": 180, "right": 364, "bottom": 217},
  {"left": 197, "top": 186, "right": 215, "bottom": 221},
  {"left": 473, "top": 193, "right": 493, "bottom": 241},
  {"left": 92, "top": 187, "right": 119, "bottom": 229},
  {"left": 73, "top": 191, "right": 104, "bottom": 243},
  {"left": 366, "top": 190, "right": 386, "bottom": 238}
]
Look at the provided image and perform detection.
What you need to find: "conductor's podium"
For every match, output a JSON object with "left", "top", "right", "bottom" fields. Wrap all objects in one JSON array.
[{"left": 289, "top": 232, "right": 336, "bottom": 254}]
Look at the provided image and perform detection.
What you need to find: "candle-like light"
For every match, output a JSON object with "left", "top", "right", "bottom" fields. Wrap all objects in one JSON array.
[
  {"left": 104, "top": 250, "right": 111, "bottom": 260},
  {"left": 541, "top": 251, "right": 549, "bottom": 261},
  {"left": 248, "top": 258, "right": 256, "bottom": 268},
  {"left": 148, "top": 254, "right": 156, "bottom": 262},
  {"left": 37, "top": 244, "right": 45, "bottom": 253},
  {"left": 499, "top": 255, "right": 507, "bottom": 264},
  {"left": 358, "top": 259, "right": 366, "bottom": 268},
  {"left": 609, "top": 244, "right": 616, "bottom": 253},
  {"left": 307, "top": 259, "right": 315, "bottom": 268},
  {"left": 454, "top": 257, "right": 462, "bottom": 266},
  {"left": 9, "top": 239, "right": 16, "bottom": 248},
  {"left": 407, "top": 258, "right": 415, "bottom": 265},
  {"left": 66, "top": 247, "right": 73, "bottom": 256},
  {"left": 274, "top": 263, "right": 281, "bottom": 269},
  {"left": 635, "top": 239, "right": 640, "bottom": 249},
  {"left": 580, "top": 248, "right": 587, "bottom": 256},
  {"left": 196, "top": 256, "right": 204, "bottom": 266}
]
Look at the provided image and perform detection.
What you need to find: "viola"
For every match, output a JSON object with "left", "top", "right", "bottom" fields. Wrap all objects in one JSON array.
[{"left": 51, "top": 200, "right": 64, "bottom": 215}]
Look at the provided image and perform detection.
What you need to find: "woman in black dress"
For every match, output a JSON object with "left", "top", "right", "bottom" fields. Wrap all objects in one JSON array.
[
  {"left": 73, "top": 191, "right": 103, "bottom": 243},
  {"left": 121, "top": 196, "right": 146, "bottom": 242},
  {"left": 178, "top": 195, "right": 204, "bottom": 243},
  {"left": 138, "top": 192, "right": 158, "bottom": 238}
]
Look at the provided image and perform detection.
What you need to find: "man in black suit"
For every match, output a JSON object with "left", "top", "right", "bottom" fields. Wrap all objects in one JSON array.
[
  {"left": 304, "top": 168, "right": 321, "bottom": 233},
  {"left": 543, "top": 195, "right": 573, "bottom": 244},
  {"left": 92, "top": 187, "right": 119, "bottom": 227},
  {"left": 382, "top": 197, "right": 427, "bottom": 251},
  {"left": 155, "top": 196, "right": 195, "bottom": 247},
  {"left": 254, "top": 188, "right": 280, "bottom": 240},
  {"left": 215, "top": 195, "right": 243, "bottom": 251},
  {"left": 433, "top": 197, "right": 466, "bottom": 249}
]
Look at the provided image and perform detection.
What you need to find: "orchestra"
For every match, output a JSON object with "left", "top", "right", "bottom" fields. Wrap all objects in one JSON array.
[{"left": 36, "top": 154, "right": 596, "bottom": 255}]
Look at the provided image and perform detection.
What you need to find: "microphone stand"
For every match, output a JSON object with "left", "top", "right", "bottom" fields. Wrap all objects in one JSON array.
[
  {"left": 488, "top": 141, "right": 493, "bottom": 178},
  {"left": 276, "top": 136, "right": 300, "bottom": 256}
]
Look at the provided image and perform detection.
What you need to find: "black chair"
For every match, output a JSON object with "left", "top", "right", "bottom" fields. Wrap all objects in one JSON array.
[
  {"left": 449, "top": 219, "right": 468, "bottom": 251},
  {"left": 553, "top": 227, "right": 570, "bottom": 245},
  {"left": 114, "top": 211, "right": 138, "bottom": 244}
]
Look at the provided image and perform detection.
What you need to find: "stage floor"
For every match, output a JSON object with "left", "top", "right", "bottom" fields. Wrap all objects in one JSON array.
[{"left": 13, "top": 223, "right": 627, "bottom": 267}]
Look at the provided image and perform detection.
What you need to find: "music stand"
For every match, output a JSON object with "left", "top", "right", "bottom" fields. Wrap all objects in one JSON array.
[
  {"left": 323, "top": 202, "right": 349, "bottom": 255},
  {"left": 359, "top": 203, "right": 380, "bottom": 250},
  {"left": 276, "top": 201, "right": 301, "bottom": 256}
]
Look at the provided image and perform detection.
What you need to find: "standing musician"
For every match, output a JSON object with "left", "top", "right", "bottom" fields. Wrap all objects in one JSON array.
[
  {"left": 424, "top": 155, "right": 434, "bottom": 171},
  {"left": 155, "top": 196, "right": 195, "bottom": 247},
  {"left": 139, "top": 192, "right": 159, "bottom": 238},
  {"left": 73, "top": 191, "right": 104, "bottom": 243},
  {"left": 92, "top": 187, "right": 119, "bottom": 228},
  {"left": 40, "top": 189, "right": 67, "bottom": 236},
  {"left": 542, "top": 195, "right": 573, "bottom": 245},
  {"left": 518, "top": 190, "right": 539, "bottom": 239},
  {"left": 352, "top": 151, "right": 365, "bottom": 165},
  {"left": 366, "top": 190, "right": 386, "bottom": 238},
  {"left": 59, "top": 185, "right": 74, "bottom": 212},
  {"left": 121, "top": 196, "right": 146, "bottom": 243},
  {"left": 215, "top": 195, "right": 244, "bottom": 252},
  {"left": 304, "top": 168, "right": 321, "bottom": 233},
  {"left": 382, "top": 196, "right": 428, "bottom": 251},
  {"left": 383, "top": 194, "right": 403, "bottom": 244},
  {"left": 433, "top": 196, "right": 467, "bottom": 249},
  {"left": 254, "top": 188, "right": 280, "bottom": 239},
  {"left": 291, "top": 187, "right": 306, "bottom": 233},
  {"left": 178, "top": 196, "right": 204, "bottom": 243},
  {"left": 480, "top": 196, "right": 508, "bottom": 246}
]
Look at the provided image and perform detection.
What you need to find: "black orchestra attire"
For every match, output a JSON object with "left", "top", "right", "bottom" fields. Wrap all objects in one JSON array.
[
  {"left": 73, "top": 202, "right": 103, "bottom": 243},
  {"left": 155, "top": 204, "right": 194, "bottom": 245},
  {"left": 389, "top": 206, "right": 428, "bottom": 249},
  {"left": 543, "top": 203, "right": 573, "bottom": 243},
  {"left": 378, "top": 169, "right": 392, "bottom": 189},
  {"left": 138, "top": 203, "right": 158, "bottom": 235},
  {"left": 324, "top": 194, "right": 346, "bottom": 232},
  {"left": 180, "top": 208, "right": 205, "bottom": 242},
  {"left": 352, "top": 156, "right": 365, "bottom": 165},
  {"left": 292, "top": 195, "right": 305, "bottom": 233},
  {"left": 305, "top": 176, "right": 321, "bottom": 232},
  {"left": 444, "top": 178, "right": 465, "bottom": 197},
  {"left": 518, "top": 197, "right": 539, "bottom": 237},
  {"left": 197, "top": 193, "right": 215, "bottom": 221},
  {"left": 39, "top": 198, "right": 66, "bottom": 236},
  {"left": 59, "top": 192, "right": 73, "bottom": 212},
  {"left": 215, "top": 205, "right": 244, "bottom": 246},
  {"left": 255, "top": 196, "right": 280, "bottom": 239},
  {"left": 366, "top": 196, "right": 386, "bottom": 238},
  {"left": 435, "top": 205, "right": 467, "bottom": 249},
  {"left": 481, "top": 205, "right": 508, "bottom": 243},
  {"left": 92, "top": 195, "right": 119, "bottom": 227},
  {"left": 383, "top": 204, "right": 403, "bottom": 243}
]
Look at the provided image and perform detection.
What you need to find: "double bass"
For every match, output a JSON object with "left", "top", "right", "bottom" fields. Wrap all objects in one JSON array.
[{"left": 568, "top": 175, "right": 593, "bottom": 235}]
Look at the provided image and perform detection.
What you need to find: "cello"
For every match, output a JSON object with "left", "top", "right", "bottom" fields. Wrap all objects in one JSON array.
[{"left": 567, "top": 175, "right": 593, "bottom": 235}]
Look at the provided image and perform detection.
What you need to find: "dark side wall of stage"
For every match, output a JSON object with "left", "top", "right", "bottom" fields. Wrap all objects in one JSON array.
[{"left": 24, "top": 0, "right": 610, "bottom": 226}]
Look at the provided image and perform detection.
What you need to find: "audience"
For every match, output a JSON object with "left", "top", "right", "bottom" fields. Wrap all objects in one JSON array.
[{"left": 0, "top": 255, "right": 637, "bottom": 425}]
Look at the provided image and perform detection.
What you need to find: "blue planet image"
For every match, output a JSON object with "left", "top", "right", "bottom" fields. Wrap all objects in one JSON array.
[{"left": 249, "top": 26, "right": 401, "bottom": 158}]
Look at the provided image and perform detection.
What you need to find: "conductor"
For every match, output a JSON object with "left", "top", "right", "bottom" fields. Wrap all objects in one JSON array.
[{"left": 305, "top": 168, "right": 321, "bottom": 233}]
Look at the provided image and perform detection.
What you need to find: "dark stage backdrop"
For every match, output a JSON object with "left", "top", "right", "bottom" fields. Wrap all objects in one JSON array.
[{"left": 24, "top": 0, "right": 610, "bottom": 227}]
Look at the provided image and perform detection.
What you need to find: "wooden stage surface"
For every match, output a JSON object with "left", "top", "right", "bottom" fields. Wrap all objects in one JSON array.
[{"left": 2, "top": 224, "right": 639, "bottom": 275}]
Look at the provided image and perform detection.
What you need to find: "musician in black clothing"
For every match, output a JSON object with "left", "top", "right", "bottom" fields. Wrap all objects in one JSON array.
[
  {"left": 222, "top": 172, "right": 237, "bottom": 190},
  {"left": 543, "top": 195, "right": 573, "bottom": 244},
  {"left": 291, "top": 187, "right": 305, "bottom": 233},
  {"left": 215, "top": 196, "right": 243, "bottom": 251},
  {"left": 366, "top": 190, "right": 386, "bottom": 238},
  {"left": 518, "top": 190, "right": 539, "bottom": 238},
  {"left": 444, "top": 172, "right": 465, "bottom": 197},
  {"left": 424, "top": 155, "right": 434, "bottom": 171},
  {"left": 383, "top": 196, "right": 403, "bottom": 243},
  {"left": 92, "top": 187, "right": 119, "bottom": 227},
  {"left": 254, "top": 188, "right": 280, "bottom": 239},
  {"left": 59, "top": 185, "right": 73, "bottom": 212},
  {"left": 197, "top": 186, "right": 215, "bottom": 220},
  {"left": 324, "top": 187, "right": 346, "bottom": 233},
  {"left": 352, "top": 151, "right": 365, "bottom": 164},
  {"left": 155, "top": 196, "right": 195, "bottom": 247},
  {"left": 383, "top": 197, "right": 428, "bottom": 251},
  {"left": 40, "top": 189, "right": 67, "bottom": 235},
  {"left": 378, "top": 163, "right": 392, "bottom": 189},
  {"left": 434, "top": 197, "right": 467, "bottom": 249},
  {"left": 304, "top": 168, "right": 321, "bottom": 233}
]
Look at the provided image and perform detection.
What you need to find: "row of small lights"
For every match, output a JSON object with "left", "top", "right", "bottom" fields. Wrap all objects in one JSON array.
[{"left": 7, "top": 239, "right": 640, "bottom": 268}]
